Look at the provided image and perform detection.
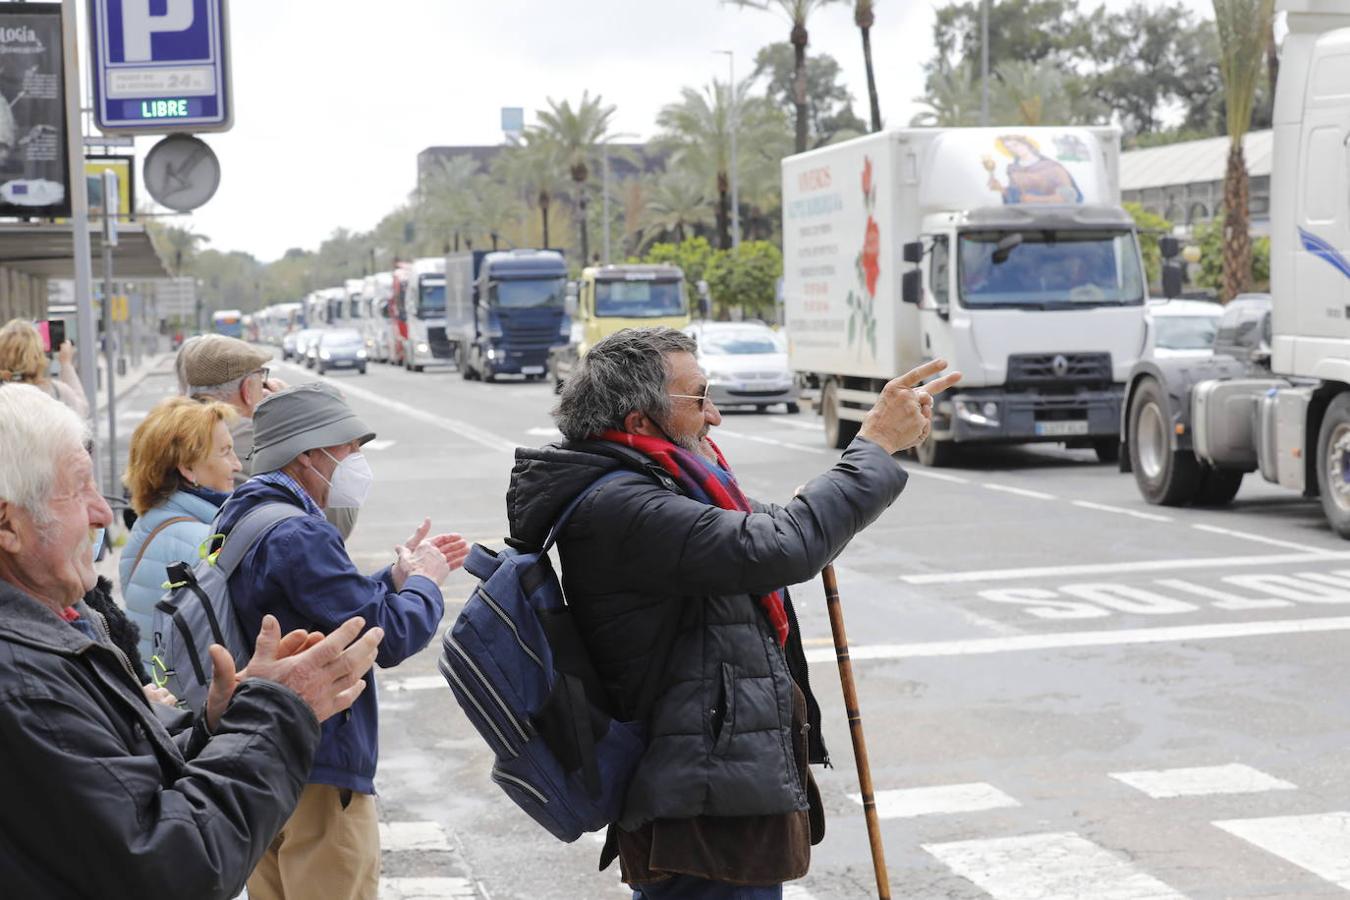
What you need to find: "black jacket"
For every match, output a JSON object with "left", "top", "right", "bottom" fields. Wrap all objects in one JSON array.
[
  {"left": 507, "top": 436, "right": 907, "bottom": 829},
  {"left": 0, "top": 580, "right": 321, "bottom": 899}
]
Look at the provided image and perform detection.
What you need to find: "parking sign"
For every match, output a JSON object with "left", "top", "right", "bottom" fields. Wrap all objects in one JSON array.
[{"left": 89, "top": 0, "right": 231, "bottom": 133}]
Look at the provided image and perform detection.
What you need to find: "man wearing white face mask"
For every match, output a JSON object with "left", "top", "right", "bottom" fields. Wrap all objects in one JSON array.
[{"left": 218, "top": 382, "right": 470, "bottom": 900}]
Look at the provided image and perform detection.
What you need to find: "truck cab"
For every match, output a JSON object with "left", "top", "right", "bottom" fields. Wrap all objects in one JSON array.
[
  {"left": 452, "top": 249, "right": 569, "bottom": 382},
  {"left": 399, "top": 258, "right": 454, "bottom": 372},
  {"left": 548, "top": 264, "right": 690, "bottom": 392}
]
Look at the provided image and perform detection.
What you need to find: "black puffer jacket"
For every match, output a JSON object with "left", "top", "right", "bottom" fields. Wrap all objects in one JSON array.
[
  {"left": 507, "top": 435, "right": 907, "bottom": 829},
  {"left": 0, "top": 580, "right": 320, "bottom": 899}
]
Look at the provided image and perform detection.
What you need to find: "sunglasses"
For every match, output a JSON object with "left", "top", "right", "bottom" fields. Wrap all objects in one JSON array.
[{"left": 668, "top": 385, "right": 712, "bottom": 411}]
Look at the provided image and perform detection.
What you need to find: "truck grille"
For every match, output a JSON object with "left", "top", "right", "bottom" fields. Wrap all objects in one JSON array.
[
  {"left": 1006, "top": 353, "right": 1112, "bottom": 389},
  {"left": 428, "top": 327, "right": 454, "bottom": 358},
  {"left": 504, "top": 323, "right": 560, "bottom": 349}
]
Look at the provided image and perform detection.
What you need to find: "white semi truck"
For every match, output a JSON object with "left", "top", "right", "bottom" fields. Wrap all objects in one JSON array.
[
  {"left": 1121, "top": 0, "right": 1350, "bottom": 535},
  {"left": 782, "top": 126, "right": 1149, "bottom": 465}
]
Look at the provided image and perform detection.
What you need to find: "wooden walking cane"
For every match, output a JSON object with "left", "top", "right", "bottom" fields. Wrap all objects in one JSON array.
[{"left": 822, "top": 563, "right": 891, "bottom": 900}]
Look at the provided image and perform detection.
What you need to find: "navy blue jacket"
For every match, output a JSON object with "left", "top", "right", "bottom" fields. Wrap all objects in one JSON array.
[{"left": 220, "top": 477, "right": 444, "bottom": 794}]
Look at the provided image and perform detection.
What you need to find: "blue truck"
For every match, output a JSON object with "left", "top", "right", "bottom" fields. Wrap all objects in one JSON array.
[{"left": 446, "top": 249, "right": 570, "bottom": 382}]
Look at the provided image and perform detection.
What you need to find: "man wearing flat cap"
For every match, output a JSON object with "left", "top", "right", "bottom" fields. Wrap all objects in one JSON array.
[
  {"left": 218, "top": 382, "right": 469, "bottom": 900},
  {"left": 181, "top": 334, "right": 281, "bottom": 476}
]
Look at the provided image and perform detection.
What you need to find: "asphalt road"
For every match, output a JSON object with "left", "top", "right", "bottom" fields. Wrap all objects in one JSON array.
[{"left": 109, "top": 351, "right": 1350, "bottom": 900}]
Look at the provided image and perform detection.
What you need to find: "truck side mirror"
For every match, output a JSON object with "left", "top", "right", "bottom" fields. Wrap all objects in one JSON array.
[
  {"left": 1159, "top": 236, "right": 1181, "bottom": 260},
  {"left": 565, "top": 281, "right": 578, "bottom": 318},
  {"left": 902, "top": 241, "right": 923, "bottom": 265},
  {"left": 1162, "top": 260, "right": 1185, "bottom": 299},
  {"left": 902, "top": 270, "right": 922, "bottom": 305}
]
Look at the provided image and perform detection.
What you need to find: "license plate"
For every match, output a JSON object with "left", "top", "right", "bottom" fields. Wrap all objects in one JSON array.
[
  {"left": 1035, "top": 420, "right": 1089, "bottom": 437},
  {"left": 521, "top": 365, "right": 544, "bottom": 375}
]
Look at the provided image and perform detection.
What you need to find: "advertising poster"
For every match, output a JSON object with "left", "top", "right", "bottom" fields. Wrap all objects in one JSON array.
[
  {"left": 0, "top": 3, "right": 69, "bottom": 218},
  {"left": 85, "top": 155, "right": 134, "bottom": 222}
]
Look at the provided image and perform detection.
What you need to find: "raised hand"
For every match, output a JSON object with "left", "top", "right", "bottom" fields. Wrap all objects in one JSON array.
[
  {"left": 858, "top": 358, "right": 963, "bottom": 455},
  {"left": 394, "top": 540, "right": 452, "bottom": 589},
  {"left": 427, "top": 533, "right": 469, "bottom": 572}
]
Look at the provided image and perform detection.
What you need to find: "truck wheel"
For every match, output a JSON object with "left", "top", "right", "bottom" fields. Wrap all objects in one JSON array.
[
  {"left": 1315, "top": 392, "right": 1350, "bottom": 538},
  {"left": 914, "top": 434, "right": 957, "bottom": 467},
  {"left": 1129, "top": 378, "right": 1201, "bottom": 505},
  {"left": 1093, "top": 439, "right": 1120, "bottom": 464},
  {"left": 785, "top": 402, "right": 800, "bottom": 414},
  {"left": 1195, "top": 468, "right": 1243, "bottom": 506},
  {"left": 822, "top": 380, "right": 860, "bottom": 450}
]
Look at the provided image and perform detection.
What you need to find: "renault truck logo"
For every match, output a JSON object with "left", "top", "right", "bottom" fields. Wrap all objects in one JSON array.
[
  {"left": 1052, "top": 354, "right": 1070, "bottom": 377},
  {"left": 120, "top": 0, "right": 196, "bottom": 62}
]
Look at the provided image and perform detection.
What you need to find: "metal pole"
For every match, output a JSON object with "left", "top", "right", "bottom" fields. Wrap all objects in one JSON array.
[
  {"left": 822, "top": 563, "right": 891, "bottom": 899},
  {"left": 60, "top": 0, "right": 100, "bottom": 473},
  {"left": 602, "top": 140, "right": 611, "bottom": 265},
  {"left": 101, "top": 227, "right": 117, "bottom": 495},
  {"left": 980, "top": 0, "right": 990, "bottom": 126}
]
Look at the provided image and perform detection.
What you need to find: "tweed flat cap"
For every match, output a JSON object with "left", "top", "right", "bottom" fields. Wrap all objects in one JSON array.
[
  {"left": 248, "top": 382, "right": 375, "bottom": 473},
  {"left": 183, "top": 335, "right": 271, "bottom": 389}
]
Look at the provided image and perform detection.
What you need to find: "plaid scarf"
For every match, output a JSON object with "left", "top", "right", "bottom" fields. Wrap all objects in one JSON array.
[{"left": 597, "top": 429, "right": 789, "bottom": 646}]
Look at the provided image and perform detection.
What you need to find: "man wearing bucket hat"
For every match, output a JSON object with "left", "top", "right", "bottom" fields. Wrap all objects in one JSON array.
[{"left": 217, "top": 382, "right": 469, "bottom": 900}]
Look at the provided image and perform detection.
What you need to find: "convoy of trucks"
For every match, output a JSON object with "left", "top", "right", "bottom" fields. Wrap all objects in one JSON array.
[
  {"left": 1120, "top": 0, "right": 1350, "bottom": 537},
  {"left": 446, "top": 249, "right": 570, "bottom": 382},
  {"left": 782, "top": 125, "right": 1149, "bottom": 464}
]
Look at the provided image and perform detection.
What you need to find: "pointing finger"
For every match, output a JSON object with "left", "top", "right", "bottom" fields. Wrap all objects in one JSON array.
[
  {"left": 920, "top": 371, "right": 963, "bottom": 397},
  {"left": 894, "top": 358, "right": 949, "bottom": 389}
]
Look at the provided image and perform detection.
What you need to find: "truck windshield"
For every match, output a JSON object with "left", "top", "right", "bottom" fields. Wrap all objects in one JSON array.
[
  {"left": 491, "top": 278, "right": 566, "bottom": 310},
  {"left": 595, "top": 280, "right": 686, "bottom": 318},
  {"left": 958, "top": 230, "right": 1144, "bottom": 309},
  {"left": 417, "top": 281, "right": 446, "bottom": 317}
]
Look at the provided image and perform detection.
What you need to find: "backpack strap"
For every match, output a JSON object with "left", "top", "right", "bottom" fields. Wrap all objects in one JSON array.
[
  {"left": 214, "top": 501, "right": 307, "bottom": 576},
  {"left": 539, "top": 470, "right": 634, "bottom": 553},
  {"left": 128, "top": 516, "right": 195, "bottom": 583}
]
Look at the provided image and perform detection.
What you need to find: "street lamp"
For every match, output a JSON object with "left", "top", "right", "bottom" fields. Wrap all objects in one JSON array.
[{"left": 714, "top": 50, "right": 740, "bottom": 249}]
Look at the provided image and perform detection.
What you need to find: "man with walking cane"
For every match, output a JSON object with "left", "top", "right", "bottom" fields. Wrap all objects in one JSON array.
[{"left": 506, "top": 327, "right": 959, "bottom": 898}]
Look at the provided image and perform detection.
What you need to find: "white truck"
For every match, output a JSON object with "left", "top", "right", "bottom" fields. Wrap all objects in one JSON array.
[
  {"left": 1121, "top": 0, "right": 1350, "bottom": 535},
  {"left": 397, "top": 257, "right": 455, "bottom": 372},
  {"left": 782, "top": 126, "right": 1149, "bottom": 465}
]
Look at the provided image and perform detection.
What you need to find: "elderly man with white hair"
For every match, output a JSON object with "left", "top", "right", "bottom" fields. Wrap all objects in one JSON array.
[{"left": 0, "top": 383, "right": 386, "bottom": 899}]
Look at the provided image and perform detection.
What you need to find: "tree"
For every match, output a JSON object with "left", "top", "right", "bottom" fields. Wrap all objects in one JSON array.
[
  {"left": 854, "top": 0, "right": 882, "bottom": 132},
  {"left": 911, "top": 59, "right": 1102, "bottom": 127},
  {"left": 1192, "top": 213, "right": 1270, "bottom": 293},
  {"left": 910, "top": 60, "right": 983, "bottom": 126},
  {"left": 148, "top": 224, "right": 209, "bottom": 276},
  {"left": 725, "top": 0, "right": 847, "bottom": 153},
  {"left": 929, "top": 0, "right": 1084, "bottom": 75},
  {"left": 1211, "top": 0, "right": 1274, "bottom": 301},
  {"left": 635, "top": 236, "right": 719, "bottom": 289},
  {"left": 640, "top": 171, "right": 712, "bottom": 248},
  {"left": 1123, "top": 202, "right": 1173, "bottom": 287},
  {"left": 705, "top": 241, "right": 783, "bottom": 319},
  {"left": 753, "top": 43, "right": 866, "bottom": 148},
  {"left": 533, "top": 91, "right": 617, "bottom": 263},
  {"left": 656, "top": 79, "right": 790, "bottom": 250},
  {"left": 496, "top": 137, "right": 570, "bottom": 249}
]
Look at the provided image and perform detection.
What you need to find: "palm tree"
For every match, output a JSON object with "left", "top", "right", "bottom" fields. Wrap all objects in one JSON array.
[
  {"left": 854, "top": 0, "right": 882, "bottom": 132},
  {"left": 1212, "top": 0, "right": 1275, "bottom": 301},
  {"left": 911, "top": 61, "right": 982, "bottom": 126},
  {"left": 725, "top": 0, "right": 846, "bottom": 153},
  {"left": 534, "top": 91, "right": 617, "bottom": 263},
  {"left": 419, "top": 155, "right": 481, "bottom": 252},
  {"left": 150, "top": 224, "right": 210, "bottom": 276},
  {"left": 497, "top": 137, "right": 570, "bottom": 249},
  {"left": 656, "top": 79, "right": 790, "bottom": 249},
  {"left": 641, "top": 171, "right": 712, "bottom": 248}
]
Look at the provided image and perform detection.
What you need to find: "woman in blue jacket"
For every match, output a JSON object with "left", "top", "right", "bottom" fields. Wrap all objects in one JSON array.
[{"left": 120, "top": 396, "right": 242, "bottom": 664}]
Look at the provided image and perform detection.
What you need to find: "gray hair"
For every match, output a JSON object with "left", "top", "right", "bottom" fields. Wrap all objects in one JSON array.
[
  {"left": 553, "top": 327, "right": 697, "bottom": 441},
  {"left": 0, "top": 384, "right": 89, "bottom": 525},
  {"left": 190, "top": 373, "right": 247, "bottom": 402}
]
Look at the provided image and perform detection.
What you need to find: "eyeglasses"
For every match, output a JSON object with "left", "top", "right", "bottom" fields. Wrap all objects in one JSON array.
[
  {"left": 668, "top": 386, "right": 712, "bottom": 411},
  {"left": 251, "top": 367, "right": 270, "bottom": 384}
]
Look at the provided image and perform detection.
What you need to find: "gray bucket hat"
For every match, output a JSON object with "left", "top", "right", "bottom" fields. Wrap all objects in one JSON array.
[{"left": 248, "top": 382, "right": 375, "bottom": 474}]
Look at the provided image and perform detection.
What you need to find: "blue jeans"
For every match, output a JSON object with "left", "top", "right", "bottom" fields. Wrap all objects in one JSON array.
[{"left": 631, "top": 875, "right": 782, "bottom": 899}]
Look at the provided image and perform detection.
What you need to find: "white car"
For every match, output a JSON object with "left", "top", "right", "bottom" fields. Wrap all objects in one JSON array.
[
  {"left": 683, "top": 321, "right": 800, "bottom": 413},
  {"left": 1143, "top": 299, "right": 1224, "bottom": 360}
]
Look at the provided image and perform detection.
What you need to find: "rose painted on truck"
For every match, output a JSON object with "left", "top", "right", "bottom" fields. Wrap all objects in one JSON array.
[{"left": 846, "top": 155, "right": 879, "bottom": 359}]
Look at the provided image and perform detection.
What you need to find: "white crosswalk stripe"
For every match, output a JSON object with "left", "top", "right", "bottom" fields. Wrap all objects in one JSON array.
[
  {"left": 1214, "top": 812, "right": 1350, "bottom": 891},
  {"left": 782, "top": 885, "right": 819, "bottom": 900},
  {"left": 379, "top": 877, "right": 478, "bottom": 899},
  {"left": 923, "top": 831, "right": 1188, "bottom": 900},
  {"left": 853, "top": 782, "right": 1020, "bottom": 819},
  {"left": 1109, "top": 763, "right": 1296, "bottom": 798},
  {"left": 380, "top": 820, "right": 454, "bottom": 852}
]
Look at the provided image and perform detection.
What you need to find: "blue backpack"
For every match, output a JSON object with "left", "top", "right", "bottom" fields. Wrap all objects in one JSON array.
[{"left": 439, "top": 471, "right": 675, "bottom": 842}]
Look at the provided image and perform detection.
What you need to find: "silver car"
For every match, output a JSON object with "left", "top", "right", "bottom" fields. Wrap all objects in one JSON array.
[{"left": 684, "top": 322, "right": 799, "bottom": 413}]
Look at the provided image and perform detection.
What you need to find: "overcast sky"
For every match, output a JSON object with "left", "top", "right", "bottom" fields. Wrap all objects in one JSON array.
[{"left": 92, "top": 0, "right": 1215, "bottom": 263}]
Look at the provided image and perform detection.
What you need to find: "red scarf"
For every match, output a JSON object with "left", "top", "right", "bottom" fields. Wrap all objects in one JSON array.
[{"left": 598, "top": 429, "right": 789, "bottom": 646}]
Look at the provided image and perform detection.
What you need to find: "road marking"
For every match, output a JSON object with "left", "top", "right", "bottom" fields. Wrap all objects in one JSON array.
[
  {"left": 277, "top": 361, "right": 517, "bottom": 454},
  {"left": 1109, "top": 763, "right": 1296, "bottom": 798},
  {"left": 801, "top": 615, "right": 1350, "bottom": 664},
  {"left": 716, "top": 429, "right": 821, "bottom": 454},
  {"left": 855, "top": 782, "right": 1020, "bottom": 819},
  {"left": 379, "top": 877, "right": 477, "bottom": 899},
  {"left": 366, "top": 439, "right": 398, "bottom": 451},
  {"left": 525, "top": 426, "right": 561, "bottom": 438},
  {"left": 924, "top": 831, "right": 1186, "bottom": 900},
  {"left": 1214, "top": 812, "right": 1350, "bottom": 890},
  {"left": 901, "top": 551, "right": 1350, "bottom": 585},
  {"left": 983, "top": 482, "right": 1056, "bottom": 500},
  {"left": 1071, "top": 499, "right": 1172, "bottom": 522},
  {"left": 777, "top": 418, "right": 820, "bottom": 431},
  {"left": 904, "top": 468, "right": 971, "bottom": 484},
  {"left": 380, "top": 820, "right": 453, "bottom": 852},
  {"left": 783, "top": 886, "right": 819, "bottom": 900},
  {"left": 1192, "top": 523, "right": 1335, "bottom": 554},
  {"left": 383, "top": 674, "right": 447, "bottom": 693}
]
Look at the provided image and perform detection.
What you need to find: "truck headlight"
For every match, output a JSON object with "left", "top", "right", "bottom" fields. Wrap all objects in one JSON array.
[
  {"left": 955, "top": 399, "right": 998, "bottom": 427},
  {"left": 319, "top": 350, "right": 331, "bottom": 361},
  {"left": 357, "top": 350, "right": 368, "bottom": 359},
  {"left": 417, "top": 342, "right": 429, "bottom": 354}
]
